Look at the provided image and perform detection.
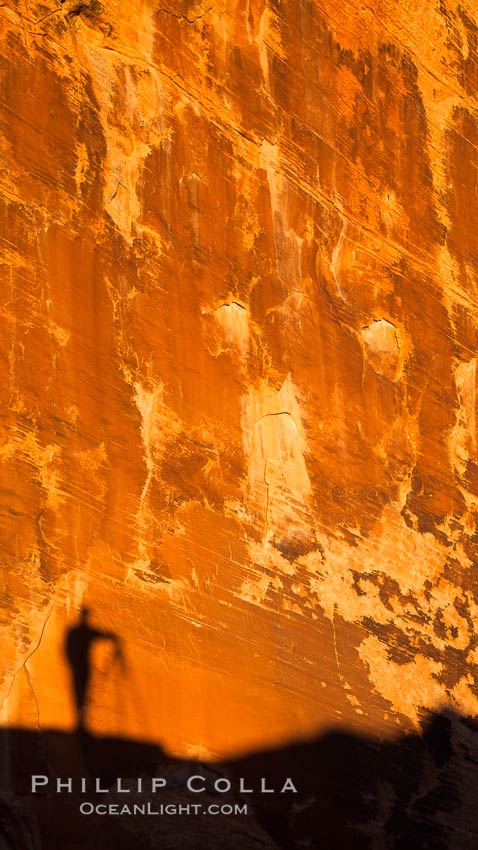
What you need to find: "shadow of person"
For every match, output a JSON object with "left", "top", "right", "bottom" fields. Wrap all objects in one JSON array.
[
  {"left": 2, "top": 703, "right": 478, "bottom": 848},
  {"left": 64, "top": 606, "right": 124, "bottom": 733}
]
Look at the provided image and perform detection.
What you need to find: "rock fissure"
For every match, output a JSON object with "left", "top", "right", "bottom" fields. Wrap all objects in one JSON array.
[
  {"left": 254, "top": 411, "right": 293, "bottom": 424},
  {"left": 109, "top": 181, "right": 126, "bottom": 203},
  {"left": 0, "top": 606, "right": 53, "bottom": 715},
  {"left": 34, "top": 7, "right": 63, "bottom": 25},
  {"left": 214, "top": 301, "right": 246, "bottom": 312},
  {"left": 157, "top": 5, "right": 212, "bottom": 25}
]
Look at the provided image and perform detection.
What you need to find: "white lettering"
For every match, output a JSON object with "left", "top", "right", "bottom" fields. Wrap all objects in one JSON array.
[
  {"left": 31, "top": 776, "right": 49, "bottom": 793},
  {"left": 187, "top": 775, "right": 206, "bottom": 792}
]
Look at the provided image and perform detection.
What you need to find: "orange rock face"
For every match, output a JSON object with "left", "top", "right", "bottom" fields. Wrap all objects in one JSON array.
[{"left": 2, "top": 0, "right": 478, "bottom": 767}]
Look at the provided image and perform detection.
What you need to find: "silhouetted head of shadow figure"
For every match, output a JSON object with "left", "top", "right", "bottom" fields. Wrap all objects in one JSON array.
[{"left": 64, "top": 606, "right": 124, "bottom": 732}]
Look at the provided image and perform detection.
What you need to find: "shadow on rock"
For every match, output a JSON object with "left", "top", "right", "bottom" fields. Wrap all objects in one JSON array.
[{"left": 0, "top": 709, "right": 477, "bottom": 849}]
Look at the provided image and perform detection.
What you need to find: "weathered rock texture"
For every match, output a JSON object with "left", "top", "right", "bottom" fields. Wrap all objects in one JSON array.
[{"left": 2, "top": 0, "right": 478, "bottom": 770}]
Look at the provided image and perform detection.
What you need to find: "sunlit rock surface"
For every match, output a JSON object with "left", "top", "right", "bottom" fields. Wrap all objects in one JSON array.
[{"left": 2, "top": 0, "right": 478, "bottom": 771}]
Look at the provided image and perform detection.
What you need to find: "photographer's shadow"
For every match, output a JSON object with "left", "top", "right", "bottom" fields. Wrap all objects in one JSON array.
[{"left": 64, "top": 606, "right": 124, "bottom": 733}]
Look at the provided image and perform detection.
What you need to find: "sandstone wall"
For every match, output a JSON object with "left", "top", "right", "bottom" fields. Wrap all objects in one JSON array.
[{"left": 1, "top": 0, "right": 478, "bottom": 759}]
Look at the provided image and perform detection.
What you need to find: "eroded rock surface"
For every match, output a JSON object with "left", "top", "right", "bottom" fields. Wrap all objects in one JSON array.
[{"left": 1, "top": 0, "right": 478, "bottom": 771}]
